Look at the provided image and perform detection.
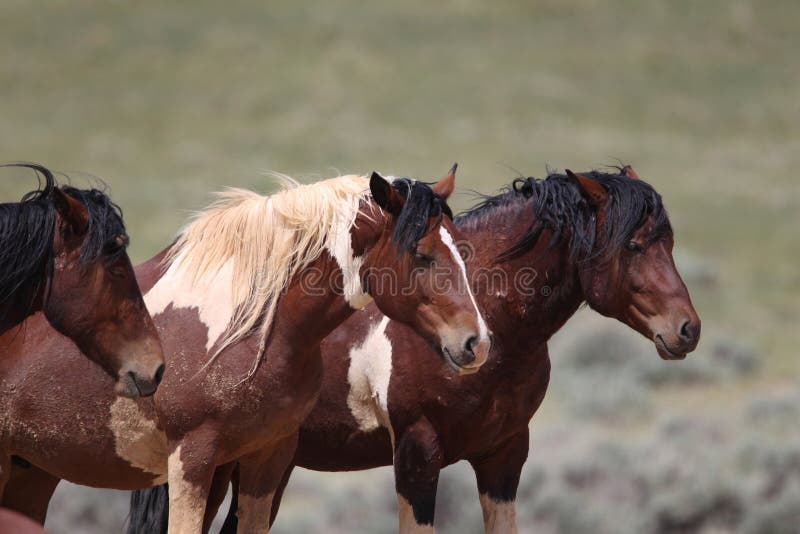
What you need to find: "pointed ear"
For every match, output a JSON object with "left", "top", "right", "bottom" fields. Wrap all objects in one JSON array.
[
  {"left": 566, "top": 169, "right": 607, "bottom": 207},
  {"left": 369, "top": 172, "right": 404, "bottom": 216},
  {"left": 432, "top": 162, "right": 457, "bottom": 200},
  {"left": 621, "top": 165, "right": 639, "bottom": 180},
  {"left": 52, "top": 188, "right": 89, "bottom": 236}
]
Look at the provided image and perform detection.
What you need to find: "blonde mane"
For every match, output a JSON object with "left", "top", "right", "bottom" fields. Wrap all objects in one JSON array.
[{"left": 166, "top": 173, "right": 372, "bottom": 378}]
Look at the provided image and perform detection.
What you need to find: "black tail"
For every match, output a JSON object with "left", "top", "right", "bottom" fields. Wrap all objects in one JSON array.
[{"left": 126, "top": 484, "right": 169, "bottom": 534}]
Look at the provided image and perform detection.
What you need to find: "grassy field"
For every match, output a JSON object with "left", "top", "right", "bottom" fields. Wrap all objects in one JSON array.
[{"left": 1, "top": 1, "right": 798, "bottom": 532}]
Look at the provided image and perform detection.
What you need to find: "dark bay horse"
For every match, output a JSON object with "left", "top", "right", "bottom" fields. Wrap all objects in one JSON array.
[
  {"left": 0, "top": 163, "right": 164, "bottom": 397},
  {"left": 1, "top": 169, "right": 491, "bottom": 533},
  {"left": 142, "top": 165, "right": 700, "bottom": 533}
]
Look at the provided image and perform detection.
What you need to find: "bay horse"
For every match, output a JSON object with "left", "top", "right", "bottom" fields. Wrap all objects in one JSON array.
[
  {"left": 134, "top": 165, "right": 700, "bottom": 533},
  {"left": 1, "top": 169, "right": 491, "bottom": 533},
  {"left": 0, "top": 162, "right": 164, "bottom": 397}
]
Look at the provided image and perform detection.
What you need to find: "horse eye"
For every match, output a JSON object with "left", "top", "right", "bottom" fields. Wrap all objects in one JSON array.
[
  {"left": 108, "top": 266, "right": 127, "bottom": 279},
  {"left": 625, "top": 241, "right": 644, "bottom": 253},
  {"left": 415, "top": 252, "right": 434, "bottom": 265}
]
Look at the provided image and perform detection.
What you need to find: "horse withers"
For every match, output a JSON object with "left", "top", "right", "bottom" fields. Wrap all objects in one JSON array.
[{"left": 0, "top": 163, "right": 163, "bottom": 397}]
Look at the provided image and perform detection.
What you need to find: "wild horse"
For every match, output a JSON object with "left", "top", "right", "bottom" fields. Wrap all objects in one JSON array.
[
  {"left": 136, "top": 165, "right": 700, "bottom": 533},
  {"left": 0, "top": 162, "right": 163, "bottom": 396},
  {"left": 1, "top": 168, "right": 491, "bottom": 533}
]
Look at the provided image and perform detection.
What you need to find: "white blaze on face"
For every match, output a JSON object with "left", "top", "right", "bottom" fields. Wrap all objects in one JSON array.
[
  {"left": 108, "top": 397, "right": 168, "bottom": 483},
  {"left": 346, "top": 315, "right": 393, "bottom": 433},
  {"left": 144, "top": 253, "right": 234, "bottom": 352},
  {"left": 438, "top": 225, "right": 489, "bottom": 340},
  {"left": 327, "top": 206, "right": 372, "bottom": 309}
]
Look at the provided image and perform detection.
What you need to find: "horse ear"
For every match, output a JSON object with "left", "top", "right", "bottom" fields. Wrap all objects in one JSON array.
[
  {"left": 566, "top": 169, "right": 607, "bottom": 207},
  {"left": 52, "top": 188, "right": 89, "bottom": 236},
  {"left": 621, "top": 165, "right": 639, "bottom": 180},
  {"left": 370, "top": 172, "right": 404, "bottom": 216},
  {"left": 432, "top": 162, "right": 457, "bottom": 200}
]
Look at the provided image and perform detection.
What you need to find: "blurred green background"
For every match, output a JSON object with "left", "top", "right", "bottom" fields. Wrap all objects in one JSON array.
[{"left": 2, "top": 0, "right": 798, "bottom": 532}]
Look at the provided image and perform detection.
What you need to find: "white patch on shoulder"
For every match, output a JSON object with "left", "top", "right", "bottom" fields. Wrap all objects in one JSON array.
[
  {"left": 109, "top": 397, "right": 168, "bottom": 483},
  {"left": 144, "top": 253, "right": 234, "bottom": 352},
  {"left": 346, "top": 315, "right": 393, "bottom": 432},
  {"left": 327, "top": 204, "right": 372, "bottom": 309},
  {"left": 479, "top": 493, "right": 518, "bottom": 533},
  {"left": 439, "top": 226, "right": 489, "bottom": 340}
]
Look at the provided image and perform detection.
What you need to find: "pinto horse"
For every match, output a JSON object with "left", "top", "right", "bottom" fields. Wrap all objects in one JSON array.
[
  {"left": 133, "top": 165, "right": 700, "bottom": 533},
  {"left": 0, "top": 163, "right": 164, "bottom": 397},
  {"left": 1, "top": 169, "right": 491, "bottom": 533}
]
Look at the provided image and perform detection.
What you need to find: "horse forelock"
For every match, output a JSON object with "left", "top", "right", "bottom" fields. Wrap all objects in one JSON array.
[
  {"left": 60, "top": 185, "right": 129, "bottom": 264},
  {"left": 390, "top": 178, "right": 453, "bottom": 252}
]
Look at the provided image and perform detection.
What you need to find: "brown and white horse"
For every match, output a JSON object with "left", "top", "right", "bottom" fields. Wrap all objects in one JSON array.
[
  {"left": 143, "top": 165, "right": 700, "bottom": 533},
  {"left": 0, "top": 163, "right": 163, "bottom": 396},
  {"left": 1, "top": 169, "right": 490, "bottom": 533}
]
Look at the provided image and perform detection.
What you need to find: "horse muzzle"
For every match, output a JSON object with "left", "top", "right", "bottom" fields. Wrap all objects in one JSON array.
[
  {"left": 442, "top": 331, "right": 492, "bottom": 375},
  {"left": 116, "top": 359, "right": 165, "bottom": 398}
]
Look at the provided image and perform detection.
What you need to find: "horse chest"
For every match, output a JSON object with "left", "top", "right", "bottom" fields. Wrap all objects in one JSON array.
[{"left": 108, "top": 396, "right": 169, "bottom": 484}]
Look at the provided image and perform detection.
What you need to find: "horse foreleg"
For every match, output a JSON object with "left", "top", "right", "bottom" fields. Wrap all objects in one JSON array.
[
  {"left": 469, "top": 431, "right": 529, "bottom": 534},
  {"left": 0, "top": 453, "right": 9, "bottom": 501},
  {"left": 1, "top": 462, "right": 60, "bottom": 525},
  {"left": 235, "top": 433, "right": 298, "bottom": 534},
  {"left": 166, "top": 434, "right": 218, "bottom": 534},
  {"left": 268, "top": 461, "right": 293, "bottom": 527},
  {"left": 202, "top": 462, "right": 236, "bottom": 533},
  {"left": 394, "top": 418, "right": 442, "bottom": 534},
  {"left": 220, "top": 460, "right": 292, "bottom": 533}
]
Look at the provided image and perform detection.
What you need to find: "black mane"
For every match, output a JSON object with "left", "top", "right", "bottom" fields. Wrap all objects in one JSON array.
[
  {"left": 456, "top": 167, "right": 671, "bottom": 262},
  {"left": 0, "top": 163, "right": 128, "bottom": 321},
  {"left": 0, "top": 164, "right": 58, "bottom": 312},
  {"left": 390, "top": 178, "right": 453, "bottom": 252}
]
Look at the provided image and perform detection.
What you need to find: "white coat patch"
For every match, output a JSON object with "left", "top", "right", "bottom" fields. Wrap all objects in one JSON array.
[
  {"left": 398, "top": 495, "right": 435, "bottom": 534},
  {"left": 144, "top": 254, "right": 234, "bottom": 352},
  {"left": 166, "top": 445, "right": 206, "bottom": 534},
  {"left": 327, "top": 206, "right": 372, "bottom": 309},
  {"left": 479, "top": 493, "right": 518, "bottom": 533},
  {"left": 109, "top": 397, "right": 168, "bottom": 483},
  {"left": 346, "top": 316, "right": 393, "bottom": 432}
]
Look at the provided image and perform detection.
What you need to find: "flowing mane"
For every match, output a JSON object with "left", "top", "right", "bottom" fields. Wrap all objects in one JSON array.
[
  {"left": 166, "top": 174, "right": 371, "bottom": 362},
  {"left": 165, "top": 173, "right": 450, "bottom": 377},
  {"left": 456, "top": 167, "right": 671, "bottom": 262}
]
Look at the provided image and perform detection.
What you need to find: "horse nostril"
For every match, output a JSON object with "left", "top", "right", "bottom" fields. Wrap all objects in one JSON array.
[
  {"left": 679, "top": 320, "right": 694, "bottom": 343},
  {"left": 464, "top": 335, "right": 477, "bottom": 354},
  {"left": 154, "top": 363, "right": 165, "bottom": 385}
]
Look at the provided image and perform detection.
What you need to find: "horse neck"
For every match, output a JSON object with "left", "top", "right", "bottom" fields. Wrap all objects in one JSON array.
[
  {"left": 270, "top": 254, "right": 359, "bottom": 351},
  {"left": 136, "top": 244, "right": 359, "bottom": 356},
  {"left": 459, "top": 200, "right": 585, "bottom": 357}
]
